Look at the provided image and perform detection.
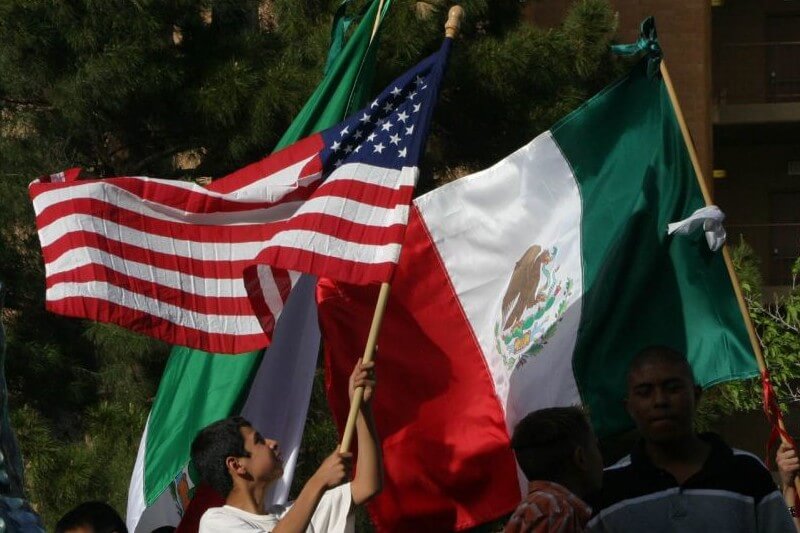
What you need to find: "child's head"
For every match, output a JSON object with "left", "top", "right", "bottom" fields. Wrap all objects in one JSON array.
[
  {"left": 625, "top": 345, "right": 700, "bottom": 444},
  {"left": 511, "top": 406, "right": 603, "bottom": 496},
  {"left": 54, "top": 501, "right": 127, "bottom": 533},
  {"left": 191, "top": 416, "right": 283, "bottom": 497}
]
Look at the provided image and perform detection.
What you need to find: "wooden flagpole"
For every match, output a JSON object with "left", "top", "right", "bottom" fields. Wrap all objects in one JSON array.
[
  {"left": 660, "top": 61, "right": 800, "bottom": 498},
  {"left": 369, "top": 0, "right": 386, "bottom": 42},
  {"left": 339, "top": 5, "right": 465, "bottom": 454}
]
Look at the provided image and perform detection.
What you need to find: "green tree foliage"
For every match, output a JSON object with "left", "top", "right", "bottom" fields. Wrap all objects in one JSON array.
[
  {"left": 0, "top": 0, "right": 620, "bottom": 527},
  {"left": 697, "top": 240, "right": 800, "bottom": 428}
]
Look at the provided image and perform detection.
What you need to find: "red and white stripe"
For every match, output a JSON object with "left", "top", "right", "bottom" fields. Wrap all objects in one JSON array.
[
  {"left": 29, "top": 136, "right": 324, "bottom": 354},
  {"left": 246, "top": 162, "right": 418, "bottom": 289}
]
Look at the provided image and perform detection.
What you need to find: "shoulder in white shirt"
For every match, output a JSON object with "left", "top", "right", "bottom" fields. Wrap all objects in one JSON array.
[{"left": 198, "top": 483, "right": 354, "bottom": 533}]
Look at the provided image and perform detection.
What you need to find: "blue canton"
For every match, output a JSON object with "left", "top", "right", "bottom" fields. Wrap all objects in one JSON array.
[{"left": 318, "top": 39, "right": 451, "bottom": 175}]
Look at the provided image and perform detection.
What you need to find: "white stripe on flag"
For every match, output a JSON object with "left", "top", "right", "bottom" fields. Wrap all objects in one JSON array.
[
  {"left": 46, "top": 281, "right": 263, "bottom": 335},
  {"left": 32, "top": 156, "right": 316, "bottom": 210},
  {"left": 48, "top": 248, "right": 250, "bottom": 296},
  {"left": 286, "top": 196, "right": 411, "bottom": 227},
  {"left": 257, "top": 265, "right": 288, "bottom": 319},
  {"left": 414, "top": 131, "right": 584, "bottom": 430},
  {"left": 325, "top": 163, "right": 416, "bottom": 190},
  {"left": 39, "top": 217, "right": 267, "bottom": 259},
  {"left": 265, "top": 231, "right": 403, "bottom": 264}
]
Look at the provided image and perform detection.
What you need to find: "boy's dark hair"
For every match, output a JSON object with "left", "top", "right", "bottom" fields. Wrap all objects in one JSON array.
[
  {"left": 627, "top": 345, "right": 695, "bottom": 384},
  {"left": 511, "top": 406, "right": 593, "bottom": 482},
  {"left": 54, "top": 501, "right": 127, "bottom": 533},
  {"left": 190, "top": 416, "right": 252, "bottom": 497}
]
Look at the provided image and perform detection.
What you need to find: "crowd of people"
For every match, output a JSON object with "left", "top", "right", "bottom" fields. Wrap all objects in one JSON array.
[{"left": 56, "top": 348, "right": 800, "bottom": 533}]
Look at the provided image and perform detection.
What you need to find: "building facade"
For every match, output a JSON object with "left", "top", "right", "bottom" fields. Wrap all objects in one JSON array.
[{"left": 525, "top": 0, "right": 799, "bottom": 288}]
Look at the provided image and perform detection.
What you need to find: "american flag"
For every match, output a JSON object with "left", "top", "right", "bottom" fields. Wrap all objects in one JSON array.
[{"left": 29, "top": 39, "right": 451, "bottom": 354}]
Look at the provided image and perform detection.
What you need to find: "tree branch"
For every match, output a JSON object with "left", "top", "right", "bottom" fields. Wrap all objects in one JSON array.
[
  {"left": 129, "top": 145, "right": 190, "bottom": 174},
  {"left": 0, "top": 96, "right": 52, "bottom": 110}
]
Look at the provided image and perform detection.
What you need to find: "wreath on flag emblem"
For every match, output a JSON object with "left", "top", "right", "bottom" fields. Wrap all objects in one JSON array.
[{"left": 494, "top": 244, "right": 573, "bottom": 372}]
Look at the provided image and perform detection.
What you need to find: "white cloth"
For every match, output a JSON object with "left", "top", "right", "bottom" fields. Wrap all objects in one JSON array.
[
  {"left": 667, "top": 205, "right": 726, "bottom": 252},
  {"left": 198, "top": 483, "right": 353, "bottom": 533}
]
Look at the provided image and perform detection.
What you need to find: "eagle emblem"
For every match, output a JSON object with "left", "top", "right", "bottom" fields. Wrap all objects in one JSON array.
[{"left": 495, "top": 244, "right": 573, "bottom": 371}]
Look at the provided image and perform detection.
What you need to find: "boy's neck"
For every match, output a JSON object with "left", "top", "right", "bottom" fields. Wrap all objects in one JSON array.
[
  {"left": 226, "top": 481, "right": 271, "bottom": 515},
  {"left": 531, "top": 475, "right": 587, "bottom": 501},
  {"left": 644, "top": 432, "right": 710, "bottom": 483}
]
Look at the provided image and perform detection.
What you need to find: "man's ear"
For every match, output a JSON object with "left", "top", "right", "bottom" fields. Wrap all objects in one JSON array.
[
  {"left": 693, "top": 385, "right": 703, "bottom": 405},
  {"left": 226, "top": 456, "right": 246, "bottom": 476},
  {"left": 573, "top": 445, "right": 587, "bottom": 472}
]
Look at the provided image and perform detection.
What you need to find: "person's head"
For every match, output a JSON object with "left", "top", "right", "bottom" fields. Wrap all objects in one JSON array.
[
  {"left": 625, "top": 346, "right": 701, "bottom": 444},
  {"left": 54, "top": 501, "right": 127, "bottom": 533},
  {"left": 511, "top": 406, "right": 603, "bottom": 497},
  {"left": 190, "top": 416, "right": 283, "bottom": 497}
]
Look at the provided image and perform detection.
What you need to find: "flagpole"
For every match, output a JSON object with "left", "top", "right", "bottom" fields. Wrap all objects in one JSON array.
[
  {"left": 339, "top": 281, "right": 391, "bottom": 453},
  {"left": 339, "top": 5, "right": 465, "bottom": 454},
  {"left": 343, "top": 0, "right": 388, "bottom": 119},
  {"left": 660, "top": 61, "right": 800, "bottom": 496},
  {"left": 370, "top": 0, "right": 386, "bottom": 42}
]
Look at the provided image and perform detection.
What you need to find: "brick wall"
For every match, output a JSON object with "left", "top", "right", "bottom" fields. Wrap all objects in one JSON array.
[{"left": 523, "top": 0, "right": 713, "bottom": 190}]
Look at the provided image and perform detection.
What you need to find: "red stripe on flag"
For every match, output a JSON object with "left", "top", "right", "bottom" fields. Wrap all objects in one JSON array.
[
  {"left": 50, "top": 177, "right": 318, "bottom": 213},
  {"left": 46, "top": 264, "right": 255, "bottom": 316},
  {"left": 47, "top": 297, "right": 268, "bottom": 354},
  {"left": 42, "top": 232, "right": 256, "bottom": 278},
  {"left": 243, "top": 265, "right": 293, "bottom": 336},
  {"left": 208, "top": 135, "right": 325, "bottom": 193},
  {"left": 258, "top": 247, "right": 396, "bottom": 286},
  {"left": 314, "top": 180, "right": 414, "bottom": 210},
  {"left": 318, "top": 206, "right": 520, "bottom": 531},
  {"left": 274, "top": 214, "right": 408, "bottom": 246},
  {"left": 36, "top": 199, "right": 283, "bottom": 244}
]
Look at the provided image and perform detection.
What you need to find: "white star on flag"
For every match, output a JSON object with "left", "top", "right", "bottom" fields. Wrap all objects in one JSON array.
[
  {"left": 397, "top": 111, "right": 409, "bottom": 123},
  {"left": 381, "top": 121, "right": 393, "bottom": 132},
  {"left": 373, "top": 143, "right": 386, "bottom": 154},
  {"left": 389, "top": 134, "right": 401, "bottom": 145},
  {"left": 405, "top": 125, "right": 415, "bottom": 136},
  {"left": 391, "top": 86, "right": 402, "bottom": 96},
  {"left": 331, "top": 140, "right": 341, "bottom": 151},
  {"left": 398, "top": 147, "right": 407, "bottom": 158}
]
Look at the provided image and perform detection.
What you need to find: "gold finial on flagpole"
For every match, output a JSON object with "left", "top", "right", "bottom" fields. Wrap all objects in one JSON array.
[{"left": 445, "top": 5, "right": 464, "bottom": 39}]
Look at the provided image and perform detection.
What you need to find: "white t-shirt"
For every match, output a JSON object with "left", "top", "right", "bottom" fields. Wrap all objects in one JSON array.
[{"left": 198, "top": 483, "right": 353, "bottom": 533}]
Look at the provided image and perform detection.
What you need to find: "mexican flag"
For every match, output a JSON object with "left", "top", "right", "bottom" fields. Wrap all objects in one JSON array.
[
  {"left": 126, "top": 1, "right": 392, "bottom": 531},
  {"left": 318, "top": 57, "right": 759, "bottom": 531}
]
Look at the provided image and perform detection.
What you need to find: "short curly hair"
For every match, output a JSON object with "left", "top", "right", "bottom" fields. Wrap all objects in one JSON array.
[
  {"left": 511, "top": 406, "right": 592, "bottom": 482},
  {"left": 190, "top": 416, "right": 252, "bottom": 497}
]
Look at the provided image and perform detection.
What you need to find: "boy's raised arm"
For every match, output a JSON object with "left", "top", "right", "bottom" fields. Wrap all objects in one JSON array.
[
  {"left": 349, "top": 358, "right": 383, "bottom": 505},
  {"left": 272, "top": 451, "right": 352, "bottom": 533}
]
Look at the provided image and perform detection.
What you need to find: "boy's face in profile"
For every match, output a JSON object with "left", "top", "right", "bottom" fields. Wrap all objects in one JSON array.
[
  {"left": 238, "top": 426, "right": 284, "bottom": 483},
  {"left": 625, "top": 359, "right": 699, "bottom": 443}
]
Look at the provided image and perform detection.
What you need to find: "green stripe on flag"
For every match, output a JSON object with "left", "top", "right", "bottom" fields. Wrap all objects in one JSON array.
[
  {"left": 550, "top": 59, "right": 758, "bottom": 436},
  {"left": 142, "top": 0, "right": 392, "bottom": 506}
]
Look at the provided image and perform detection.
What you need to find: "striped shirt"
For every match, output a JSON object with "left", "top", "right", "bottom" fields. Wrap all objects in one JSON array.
[
  {"left": 505, "top": 481, "right": 592, "bottom": 533},
  {"left": 587, "top": 433, "right": 794, "bottom": 532}
]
